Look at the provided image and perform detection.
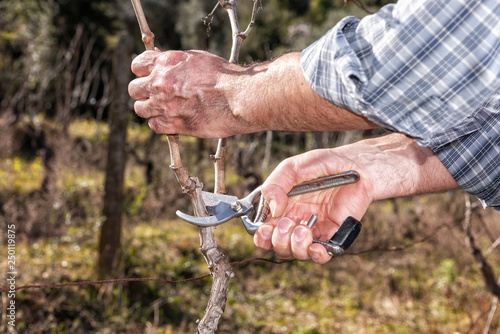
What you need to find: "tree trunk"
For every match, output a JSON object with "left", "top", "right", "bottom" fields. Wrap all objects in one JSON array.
[{"left": 98, "top": 31, "right": 133, "bottom": 279}]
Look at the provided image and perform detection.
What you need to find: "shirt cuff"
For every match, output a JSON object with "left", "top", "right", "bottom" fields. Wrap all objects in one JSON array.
[{"left": 429, "top": 92, "right": 500, "bottom": 211}]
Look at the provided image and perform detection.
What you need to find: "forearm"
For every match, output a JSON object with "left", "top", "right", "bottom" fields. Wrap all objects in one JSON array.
[
  {"left": 345, "top": 134, "right": 459, "bottom": 201},
  {"left": 130, "top": 50, "right": 378, "bottom": 138},
  {"left": 225, "top": 52, "right": 378, "bottom": 133},
  {"left": 261, "top": 133, "right": 458, "bottom": 224}
]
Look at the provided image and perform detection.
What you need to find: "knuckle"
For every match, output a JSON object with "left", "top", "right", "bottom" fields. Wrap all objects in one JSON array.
[
  {"left": 162, "top": 50, "right": 188, "bottom": 64},
  {"left": 150, "top": 76, "right": 173, "bottom": 100},
  {"left": 150, "top": 79, "right": 163, "bottom": 95},
  {"left": 277, "top": 156, "right": 297, "bottom": 173}
]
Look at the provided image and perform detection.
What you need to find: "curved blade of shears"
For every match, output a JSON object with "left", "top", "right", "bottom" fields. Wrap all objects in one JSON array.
[{"left": 176, "top": 191, "right": 254, "bottom": 227}]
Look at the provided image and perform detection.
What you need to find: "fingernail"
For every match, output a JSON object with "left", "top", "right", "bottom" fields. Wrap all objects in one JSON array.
[
  {"left": 294, "top": 226, "right": 307, "bottom": 242},
  {"left": 310, "top": 248, "right": 321, "bottom": 260},
  {"left": 269, "top": 200, "right": 277, "bottom": 217},
  {"left": 278, "top": 219, "right": 293, "bottom": 234},
  {"left": 260, "top": 225, "right": 273, "bottom": 240}
]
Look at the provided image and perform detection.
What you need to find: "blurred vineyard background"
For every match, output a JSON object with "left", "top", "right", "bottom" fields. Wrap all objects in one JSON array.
[{"left": 0, "top": 0, "right": 499, "bottom": 333}]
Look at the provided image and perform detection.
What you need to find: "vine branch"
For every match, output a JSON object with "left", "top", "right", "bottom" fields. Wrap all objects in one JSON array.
[
  {"left": 463, "top": 195, "right": 500, "bottom": 298},
  {"left": 212, "top": 0, "right": 259, "bottom": 194}
]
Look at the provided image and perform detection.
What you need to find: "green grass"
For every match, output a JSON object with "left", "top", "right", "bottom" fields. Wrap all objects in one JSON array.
[
  {"left": 0, "top": 156, "right": 44, "bottom": 194},
  {"left": 69, "top": 118, "right": 109, "bottom": 143}
]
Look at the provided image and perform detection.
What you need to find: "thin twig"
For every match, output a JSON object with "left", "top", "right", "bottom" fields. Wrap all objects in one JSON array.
[
  {"left": 484, "top": 293, "right": 499, "bottom": 334},
  {"left": 203, "top": 2, "right": 221, "bottom": 32},
  {"left": 241, "top": 0, "right": 260, "bottom": 37},
  {"left": 1, "top": 276, "right": 211, "bottom": 292},
  {"left": 212, "top": 0, "right": 260, "bottom": 194},
  {"left": 130, "top": 0, "right": 155, "bottom": 50},
  {"left": 477, "top": 208, "right": 498, "bottom": 243},
  {"left": 0, "top": 258, "right": 294, "bottom": 292},
  {"left": 352, "top": 223, "right": 451, "bottom": 255},
  {"left": 486, "top": 236, "right": 500, "bottom": 258},
  {"left": 212, "top": 138, "right": 228, "bottom": 194},
  {"left": 463, "top": 194, "right": 500, "bottom": 298}
]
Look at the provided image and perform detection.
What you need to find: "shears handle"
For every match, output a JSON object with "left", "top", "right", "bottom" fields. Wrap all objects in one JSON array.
[{"left": 246, "top": 170, "right": 360, "bottom": 226}]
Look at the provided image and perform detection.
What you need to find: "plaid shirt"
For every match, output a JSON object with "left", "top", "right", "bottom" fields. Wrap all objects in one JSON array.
[
  {"left": 300, "top": 0, "right": 500, "bottom": 209},
  {"left": 430, "top": 91, "right": 499, "bottom": 210}
]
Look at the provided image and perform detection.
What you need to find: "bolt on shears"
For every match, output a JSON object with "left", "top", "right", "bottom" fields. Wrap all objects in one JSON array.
[{"left": 176, "top": 170, "right": 363, "bottom": 256}]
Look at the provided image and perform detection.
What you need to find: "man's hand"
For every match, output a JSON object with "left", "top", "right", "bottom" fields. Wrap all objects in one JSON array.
[
  {"left": 129, "top": 50, "right": 378, "bottom": 138},
  {"left": 128, "top": 50, "right": 251, "bottom": 138},
  {"left": 254, "top": 148, "right": 373, "bottom": 264},
  {"left": 254, "top": 134, "right": 459, "bottom": 263}
]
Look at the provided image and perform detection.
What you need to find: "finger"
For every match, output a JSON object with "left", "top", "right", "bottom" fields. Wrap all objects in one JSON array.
[
  {"left": 128, "top": 77, "right": 151, "bottom": 101},
  {"left": 131, "top": 50, "right": 159, "bottom": 77},
  {"left": 254, "top": 223, "right": 275, "bottom": 251},
  {"left": 133, "top": 100, "right": 161, "bottom": 119},
  {"left": 308, "top": 243, "right": 332, "bottom": 264},
  {"left": 148, "top": 114, "right": 192, "bottom": 136},
  {"left": 148, "top": 115, "right": 178, "bottom": 134},
  {"left": 271, "top": 218, "right": 295, "bottom": 259},
  {"left": 290, "top": 225, "right": 313, "bottom": 261}
]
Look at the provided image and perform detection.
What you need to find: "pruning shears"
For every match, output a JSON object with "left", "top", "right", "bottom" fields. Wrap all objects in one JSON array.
[{"left": 176, "top": 170, "right": 363, "bottom": 256}]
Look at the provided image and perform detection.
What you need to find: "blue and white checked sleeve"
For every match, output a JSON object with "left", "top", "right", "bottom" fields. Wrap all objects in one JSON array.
[
  {"left": 301, "top": 0, "right": 500, "bottom": 146},
  {"left": 429, "top": 91, "right": 500, "bottom": 211}
]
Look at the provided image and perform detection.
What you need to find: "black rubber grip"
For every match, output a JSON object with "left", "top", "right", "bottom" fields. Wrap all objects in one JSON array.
[{"left": 328, "top": 216, "right": 362, "bottom": 250}]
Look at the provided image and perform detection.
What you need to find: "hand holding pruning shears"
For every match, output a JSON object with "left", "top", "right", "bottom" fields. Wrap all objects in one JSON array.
[
  {"left": 178, "top": 149, "right": 372, "bottom": 263},
  {"left": 253, "top": 149, "right": 372, "bottom": 263}
]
